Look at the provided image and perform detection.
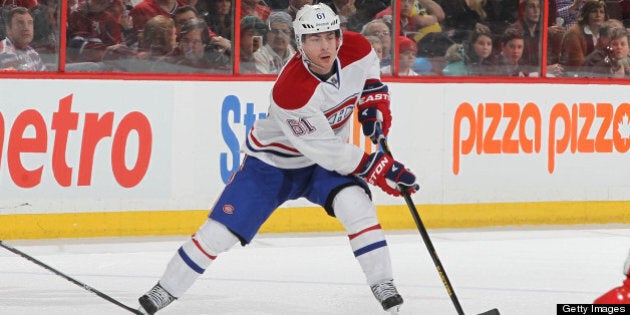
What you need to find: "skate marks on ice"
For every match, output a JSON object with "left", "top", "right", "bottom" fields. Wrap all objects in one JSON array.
[{"left": 0, "top": 225, "right": 628, "bottom": 314}]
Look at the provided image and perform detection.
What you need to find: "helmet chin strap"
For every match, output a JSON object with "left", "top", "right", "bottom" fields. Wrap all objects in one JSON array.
[{"left": 304, "top": 55, "right": 328, "bottom": 72}]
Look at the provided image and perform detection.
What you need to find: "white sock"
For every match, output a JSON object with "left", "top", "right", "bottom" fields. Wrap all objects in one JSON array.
[
  {"left": 333, "top": 186, "right": 393, "bottom": 285},
  {"left": 159, "top": 219, "right": 238, "bottom": 297}
]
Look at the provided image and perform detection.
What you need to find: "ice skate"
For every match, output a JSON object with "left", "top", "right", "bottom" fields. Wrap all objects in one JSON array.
[
  {"left": 138, "top": 282, "right": 177, "bottom": 314},
  {"left": 371, "top": 279, "right": 403, "bottom": 314}
]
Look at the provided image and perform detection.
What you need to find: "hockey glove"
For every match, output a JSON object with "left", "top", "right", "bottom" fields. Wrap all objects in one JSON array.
[
  {"left": 358, "top": 82, "right": 392, "bottom": 144},
  {"left": 355, "top": 152, "right": 419, "bottom": 197}
]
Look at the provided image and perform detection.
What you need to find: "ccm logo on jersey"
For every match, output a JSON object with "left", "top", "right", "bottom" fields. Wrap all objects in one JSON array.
[{"left": 368, "top": 156, "right": 390, "bottom": 184}]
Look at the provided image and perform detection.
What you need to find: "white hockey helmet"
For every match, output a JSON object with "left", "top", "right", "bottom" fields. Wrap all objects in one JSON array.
[{"left": 293, "top": 3, "right": 343, "bottom": 51}]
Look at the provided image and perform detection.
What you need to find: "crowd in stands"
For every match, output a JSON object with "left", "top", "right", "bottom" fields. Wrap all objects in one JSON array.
[{"left": 1, "top": 0, "right": 630, "bottom": 77}]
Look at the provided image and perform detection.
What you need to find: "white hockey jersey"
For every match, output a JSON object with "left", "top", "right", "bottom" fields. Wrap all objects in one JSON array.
[{"left": 242, "top": 32, "right": 383, "bottom": 175}]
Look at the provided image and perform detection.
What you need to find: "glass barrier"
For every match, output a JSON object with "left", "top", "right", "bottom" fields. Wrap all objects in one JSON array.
[
  {"left": 65, "top": 0, "right": 233, "bottom": 73},
  {"left": 1, "top": 0, "right": 630, "bottom": 79},
  {"left": 547, "top": 0, "right": 630, "bottom": 78}
]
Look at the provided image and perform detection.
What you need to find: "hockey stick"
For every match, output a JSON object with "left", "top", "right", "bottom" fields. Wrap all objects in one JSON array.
[
  {"left": 0, "top": 240, "right": 143, "bottom": 315},
  {"left": 378, "top": 138, "right": 500, "bottom": 315}
]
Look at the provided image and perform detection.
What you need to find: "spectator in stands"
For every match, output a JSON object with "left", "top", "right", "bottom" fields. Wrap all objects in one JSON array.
[
  {"left": 0, "top": 6, "right": 45, "bottom": 71},
  {"left": 0, "top": 0, "right": 38, "bottom": 40},
  {"left": 67, "top": 0, "right": 123, "bottom": 62},
  {"left": 361, "top": 18, "right": 392, "bottom": 68},
  {"left": 514, "top": 0, "right": 542, "bottom": 73},
  {"left": 29, "top": 0, "right": 58, "bottom": 66},
  {"left": 582, "top": 18, "right": 623, "bottom": 63},
  {"left": 437, "top": 0, "right": 490, "bottom": 45},
  {"left": 559, "top": 0, "right": 608, "bottom": 73},
  {"left": 375, "top": 0, "right": 444, "bottom": 42},
  {"left": 170, "top": 18, "right": 231, "bottom": 72},
  {"left": 285, "top": 0, "right": 313, "bottom": 20},
  {"left": 266, "top": 0, "right": 289, "bottom": 11},
  {"left": 68, "top": 0, "right": 79, "bottom": 12},
  {"left": 0, "top": 0, "right": 38, "bottom": 39},
  {"left": 443, "top": 28, "right": 496, "bottom": 76},
  {"left": 242, "top": 0, "right": 271, "bottom": 22},
  {"left": 173, "top": 5, "right": 198, "bottom": 33},
  {"left": 139, "top": 15, "right": 177, "bottom": 55},
  {"left": 254, "top": 11, "right": 295, "bottom": 74},
  {"left": 415, "top": 0, "right": 445, "bottom": 57},
  {"left": 339, "top": 15, "right": 348, "bottom": 31},
  {"left": 107, "top": 0, "right": 135, "bottom": 46},
  {"left": 554, "top": 0, "right": 585, "bottom": 28},
  {"left": 111, "top": 14, "right": 181, "bottom": 72},
  {"left": 326, "top": 0, "right": 388, "bottom": 32},
  {"left": 183, "top": 0, "right": 198, "bottom": 7},
  {"left": 600, "top": 26, "right": 630, "bottom": 76},
  {"left": 4, "top": 0, "right": 37, "bottom": 8},
  {"left": 199, "top": 0, "right": 232, "bottom": 40},
  {"left": 547, "top": 0, "right": 568, "bottom": 65},
  {"left": 240, "top": 15, "right": 266, "bottom": 74},
  {"left": 441, "top": 43, "right": 467, "bottom": 75},
  {"left": 380, "top": 36, "right": 420, "bottom": 76},
  {"left": 365, "top": 35, "right": 384, "bottom": 61},
  {"left": 174, "top": 5, "right": 231, "bottom": 53},
  {"left": 372, "top": 0, "right": 444, "bottom": 57},
  {"left": 613, "top": 0, "right": 630, "bottom": 28},
  {"left": 582, "top": 22, "right": 630, "bottom": 77},
  {"left": 318, "top": 0, "right": 357, "bottom": 21},
  {"left": 483, "top": 0, "right": 520, "bottom": 40},
  {"left": 495, "top": 26, "right": 529, "bottom": 76},
  {"left": 130, "top": 0, "right": 186, "bottom": 39}
]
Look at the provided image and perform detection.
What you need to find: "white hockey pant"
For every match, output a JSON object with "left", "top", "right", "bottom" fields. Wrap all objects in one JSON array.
[
  {"left": 158, "top": 219, "right": 239, "bottom": 297},
  {"left": 334, "top": 186, "right": 394, "bottom": 286}
]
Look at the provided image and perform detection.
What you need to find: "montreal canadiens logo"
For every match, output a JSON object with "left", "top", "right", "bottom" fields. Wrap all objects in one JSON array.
[{"left": 223, "top": 204, "right": 235, "bottom": 215}]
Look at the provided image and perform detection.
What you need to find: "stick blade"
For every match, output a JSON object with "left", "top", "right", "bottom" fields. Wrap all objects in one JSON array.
[{"left": 477, "top": 308, "right": 500, "bottom": 315}]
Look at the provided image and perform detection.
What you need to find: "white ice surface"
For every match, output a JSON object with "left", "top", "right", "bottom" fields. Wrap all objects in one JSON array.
[{"left": 1, "top": 225, "right": 629, "bottom": 315}]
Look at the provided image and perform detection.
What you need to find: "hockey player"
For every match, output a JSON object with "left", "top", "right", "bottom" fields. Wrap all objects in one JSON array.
[
  {"left": 594, "top": 250, "right": 630, "bottom": 304},
  {"left": 137, "top": 3, "right": 419, "bottom": 314}
]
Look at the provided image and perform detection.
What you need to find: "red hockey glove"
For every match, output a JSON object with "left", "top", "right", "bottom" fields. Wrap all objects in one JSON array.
[
  {"left": 358, "top": 82, "right": 391, "bottom": 144},
  {"left": 355, "top": 152, "right": 419, "bottom": 197}
]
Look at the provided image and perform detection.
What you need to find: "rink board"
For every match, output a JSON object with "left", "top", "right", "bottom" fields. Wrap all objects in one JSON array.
[
  {"left": 0, "top": 79, "right": 629, "bottom": 239},
  {"left": 1, "top": 202, "right": 630, "bottom": 239}
]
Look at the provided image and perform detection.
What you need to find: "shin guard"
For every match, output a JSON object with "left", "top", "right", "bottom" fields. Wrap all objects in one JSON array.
[
  {"left": 159, "top": 219, "right": 238, "bottom": 297},
  {"left": 333, "top": 186, "right": 394, "bottom": 285}
]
